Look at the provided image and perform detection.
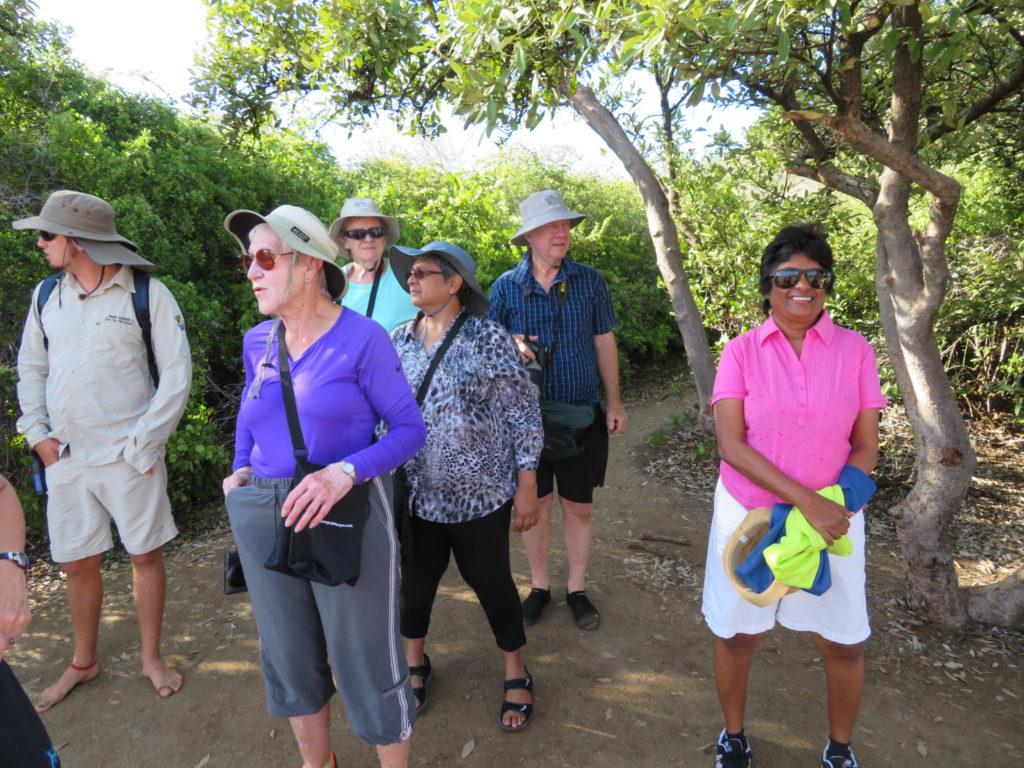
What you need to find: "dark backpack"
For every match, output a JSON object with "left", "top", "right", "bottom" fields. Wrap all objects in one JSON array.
[{"left": 35, "top": 268, "right": 159, "bottom": 387}]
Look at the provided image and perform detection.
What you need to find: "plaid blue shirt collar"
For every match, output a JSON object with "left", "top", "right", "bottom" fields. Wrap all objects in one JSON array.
[{"left": 508, "top": 250, "right": 586, "bottom": 291}]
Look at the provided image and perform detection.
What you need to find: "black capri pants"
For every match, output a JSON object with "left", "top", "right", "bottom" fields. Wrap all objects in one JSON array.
[{"left": 400, "top": 500, "right": 527, "bottom": 652}]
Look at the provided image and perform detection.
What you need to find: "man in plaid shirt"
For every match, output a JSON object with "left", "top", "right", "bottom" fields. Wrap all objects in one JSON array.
[{"left": 488, "top": 190, "right": 628, "bottom": 631}]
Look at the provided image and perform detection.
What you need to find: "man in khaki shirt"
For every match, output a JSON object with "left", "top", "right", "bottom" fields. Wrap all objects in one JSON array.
[{"left": 14, "top": 190, "right": 191, "bottom": 711}]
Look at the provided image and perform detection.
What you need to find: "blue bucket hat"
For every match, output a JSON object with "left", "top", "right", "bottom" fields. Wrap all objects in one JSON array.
[{"left": 389, "top": 241, "right": 490, "bottom": 316}]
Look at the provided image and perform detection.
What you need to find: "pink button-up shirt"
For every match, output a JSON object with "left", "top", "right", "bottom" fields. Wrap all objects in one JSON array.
[{"left": 711, "top": 312, "right": 887, "bottom": 510}]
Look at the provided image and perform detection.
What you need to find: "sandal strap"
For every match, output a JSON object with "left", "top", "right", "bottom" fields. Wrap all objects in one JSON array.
[
  {"left": 408, "top": 664, "right": 430, "bottom": 677},
  {"left": 503, "top": 674, "right": 533, "bottom": 693}
]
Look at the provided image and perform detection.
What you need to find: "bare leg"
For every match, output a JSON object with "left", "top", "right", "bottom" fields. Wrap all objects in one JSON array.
[
  {"left": 520, "top": 493, "right": 554, "bottom": 590},
  {"left": 290, "top": 702, "right": 331, "bottom": 768},
  {"left": 375, "top": 738, "right": 410, "bottom": 768},
  {"left": 713, "top": 633, "right": 764, "bottom": 733},
  {"left": 35, "top": 554, "right": 104, "bottom": 712},
  {"left": 560, "top": 498, "right": 592, "bottom": 594},
  {"left": 813, "top": 634, "right": 865, "bottom": 743},
  {"left": 130, "top": 547, "right": 182, "bottom": 697},
  {"left": 500, "top": 648, "right": 532, "bottom": 729},
  {"left": 404, "top": 636, "right": 427, "bottom": 709}
]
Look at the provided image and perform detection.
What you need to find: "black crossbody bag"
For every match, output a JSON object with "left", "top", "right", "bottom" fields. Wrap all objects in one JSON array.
[{"left": 263, "top": 322, "right": 372, "bottom": 587}]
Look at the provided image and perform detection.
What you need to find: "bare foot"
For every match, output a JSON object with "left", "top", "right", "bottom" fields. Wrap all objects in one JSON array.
[
  {"left": 143, "top": 660, "right": 183, "bottom": 699},
  {"left": 35, "top": 660, "right": 100, "bottom": 712}
]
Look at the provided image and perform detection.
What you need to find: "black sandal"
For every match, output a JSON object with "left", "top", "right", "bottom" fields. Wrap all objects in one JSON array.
[
  {"left": 498, "top": 666, "right": 534, "bottom": 733},
  {"left": 409, "top": 653, "right": 433, "bottom": 716}
]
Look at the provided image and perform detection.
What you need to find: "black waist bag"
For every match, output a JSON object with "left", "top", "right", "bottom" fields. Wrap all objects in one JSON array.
[
  {"left": 264, "top": 456, "right": 371, "bottom": 587},
  {"left": 540, "top": 401, "right": 595, "bottom": 462}
]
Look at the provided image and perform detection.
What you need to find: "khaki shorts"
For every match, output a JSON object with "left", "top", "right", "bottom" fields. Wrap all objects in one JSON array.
[
  {"left": 44, "top": 456, "right": 177, "bottom": 563},
  {"left": 701, "top": 479, "right": 870, "bottom": 645}
]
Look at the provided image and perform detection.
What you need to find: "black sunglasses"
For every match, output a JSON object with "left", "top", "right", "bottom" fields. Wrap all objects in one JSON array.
[
  {"left": 769, "top": 268, "right": 834, "bottom": 290},
  {"left": 39, "top": 231, "right": 58, "bottom": 241},
  {"left": 240, "top": 249, "right": 295, "bottom": 271},
  {"left": 342, "top": 227, "right": 387, "bottom": 241}
]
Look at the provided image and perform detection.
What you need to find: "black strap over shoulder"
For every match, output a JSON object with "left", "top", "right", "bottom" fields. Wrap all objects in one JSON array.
[
  {"left": 275, "top": 322, "right": 308, "bottom": 462},
  {"left": 414, "top": 312, "right": 470, "bottom": 405},
  {"left": 365, "top": 260, "right": 384, "bottom": 319},
  {"left": 521, "top": 278, "right": 568, "bottom": 357},
  {"left": 35, "top": 268, "right": 159, "bottom": 387}
]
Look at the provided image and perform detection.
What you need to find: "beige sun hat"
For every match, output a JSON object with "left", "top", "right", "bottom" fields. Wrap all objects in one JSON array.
[
  {"left": 12, "top": 190, "right": 155, "bottom": 271},
  {"left": 722, "top": 507, "right": 798, "bottom": 607},
  {"left": 328, "top": 197, "right": 400, "bottom": 249},
  {"left": 510, "top": 189, "right": 587, "bottom": 247},
  {"left": 224, "top": 205, "right": 347, "bottom": 301}
]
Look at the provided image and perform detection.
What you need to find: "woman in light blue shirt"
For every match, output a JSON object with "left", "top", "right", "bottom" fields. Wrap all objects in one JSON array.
[{"left": 329, "top": 197, "right": 417, "bottom": 332}]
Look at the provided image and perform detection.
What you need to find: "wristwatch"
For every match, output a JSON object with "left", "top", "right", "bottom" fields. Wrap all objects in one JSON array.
[
  {"left": 0, "top": 552, "right": 30, "bottom": 570},
  {"left": 339, "top": 461, "right": 358, "bottom": 485}
]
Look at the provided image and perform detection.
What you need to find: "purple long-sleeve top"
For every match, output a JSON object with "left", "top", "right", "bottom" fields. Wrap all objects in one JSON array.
[{"left": 232, "top": 309, "right": 426, "bottom": 481}]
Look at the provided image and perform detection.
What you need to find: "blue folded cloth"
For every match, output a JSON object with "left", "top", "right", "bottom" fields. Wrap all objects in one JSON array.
[{"left": 734, "top": 465, "right": 877, "bottom": 597}]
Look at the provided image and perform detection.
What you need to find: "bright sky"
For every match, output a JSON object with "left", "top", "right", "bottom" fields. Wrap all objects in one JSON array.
[{"left": 32, "top": 0, "right": 756, "bottom": 178}]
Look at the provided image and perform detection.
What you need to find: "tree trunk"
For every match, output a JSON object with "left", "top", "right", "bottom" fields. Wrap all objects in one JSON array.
[
  {"left": 873, "top": 218, "right": 975, "bottom": 628},
  {"left": 564, "top": 83, "right": 717, "bottom": 423}
]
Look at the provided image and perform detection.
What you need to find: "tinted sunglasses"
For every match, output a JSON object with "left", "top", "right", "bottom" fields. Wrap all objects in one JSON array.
[
  {"left": 769, "top": 268, "right": 834, "bottom": 290},
  {"left": 342, "top": 227, "right": 387, "bottom": 240},
  {"left": 240, "top": 249, "right": 294, "bottom": 271},
  {"left": 40, "top": 231, "right": 58, "bottom": 241},
  {"left": 407, "top": 267, "right": 444, "bottom": 282}
]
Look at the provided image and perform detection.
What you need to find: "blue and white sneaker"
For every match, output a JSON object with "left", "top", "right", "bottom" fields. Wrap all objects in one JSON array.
[
  {"left": 715, "top": 728, "right": 752, "bottom": 768},
  {"left": 821, "top": 745, "right": 860, "bottom": 768}
]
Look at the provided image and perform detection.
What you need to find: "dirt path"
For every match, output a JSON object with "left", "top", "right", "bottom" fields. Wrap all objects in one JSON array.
[{"left": 11, "top": 391, "right": 1023, "bottom": 767}]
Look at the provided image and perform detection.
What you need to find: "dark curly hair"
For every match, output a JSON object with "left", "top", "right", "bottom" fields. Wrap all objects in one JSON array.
[{"left": 758, "top": 223, "right": 835, "bottom": 314}]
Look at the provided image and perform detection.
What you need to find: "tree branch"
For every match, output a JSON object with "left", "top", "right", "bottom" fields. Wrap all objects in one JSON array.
[
  {"left": 924, "top": 63, "right": 1024, "bottom": 144},
  {"left": 785, "top": 162, "right": 878, "bottom": 206}
]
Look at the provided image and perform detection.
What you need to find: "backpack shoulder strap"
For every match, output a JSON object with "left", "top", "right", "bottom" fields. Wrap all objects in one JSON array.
[
  {"left": 34, "top": 273, "right": 64, "bottom": 351},
  {"left": 131, "top": 269, "right": 160, "bottom": 388}
]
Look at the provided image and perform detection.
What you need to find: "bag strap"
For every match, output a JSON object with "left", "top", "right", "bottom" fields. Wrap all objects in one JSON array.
[
  {"left": 414, "top": 312, "right": 469, "bottom": 405},
  {"left": 521, "top": 278, "right": 568, "bottom": 356},
  {"left": 35, "top": 268, "right": 158, "bottom": 386},
  {"left": 364, "top": 260, "right": 384, "bottom": 319},
  {"left": 275, "top": 322, "right": 309, "bottom": 461}
]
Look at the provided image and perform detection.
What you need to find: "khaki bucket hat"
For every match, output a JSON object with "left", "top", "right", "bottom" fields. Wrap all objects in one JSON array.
[
  {"left": 510, "top": 189, "right": 586, "bottom": 247},
  {"left": 328, "top": 197, "right": 400, "bottom": 249},
  {"left": 12, "top": 190, "right": 155, "bottom": 271},
  {"left": 722, "top": 507, "right": 798, "bottom": 607},
  {"left": 224, "top": 205, "right": 347, "bottom": 301},
  {"left": 389, "top": 241, "right": 490, "bottom": 316}
]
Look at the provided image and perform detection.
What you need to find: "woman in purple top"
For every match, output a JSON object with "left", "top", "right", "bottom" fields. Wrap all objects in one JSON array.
[
  {"left": 221, "top": 204, "right": 426, "bottom": 768},
  {"left": 703, "top": 224, "right": 885, "bottom": 768}
]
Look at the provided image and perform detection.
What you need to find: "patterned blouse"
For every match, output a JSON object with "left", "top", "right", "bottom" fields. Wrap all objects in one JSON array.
[{"left": 392, "top": 311, "right": 544, "bottom": 524}]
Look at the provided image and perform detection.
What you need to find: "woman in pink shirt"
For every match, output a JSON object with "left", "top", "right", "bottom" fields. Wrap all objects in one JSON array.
[{"left": 702, "top": 224, "right": 885, "bottom": 768}]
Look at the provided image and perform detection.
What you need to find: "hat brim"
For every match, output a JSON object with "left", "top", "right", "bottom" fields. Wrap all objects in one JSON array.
[
  {"left": 722, "top": 507, "right": 797, "bottom": 607},
  {"left": 510, "top": 212, "right": 586, "bottom": 247},
  {"left": 329, "top": 215, "right": 400, "bottom": 250},
  {"left": 13, "top": 214, "right": 140, "bottom": 248},
  {"left": 225, "top": 209, "right": 346, "bottom": 301},
  {"left": 390, "top": 244, "right": 490, "bottom": 316}
]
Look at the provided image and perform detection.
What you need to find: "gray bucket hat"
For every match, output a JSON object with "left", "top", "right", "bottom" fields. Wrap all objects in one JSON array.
[
  {"left": 328, "top": 197, "right": 400, "bottom": 249},
  {"left": 12, "top": 189, "right": 155, "bottom": 271},
  {"left": 510, "top": 189, "right": 586, "bottom": 247},
  {"left": 390, "top": 241, "right": 490, "bottom": 316},
  {"left": 224, "top": 205, "right": 347, "bottom": 301}
]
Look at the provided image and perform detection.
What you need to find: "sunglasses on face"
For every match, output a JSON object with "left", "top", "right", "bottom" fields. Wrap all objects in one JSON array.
[
  {"left": 240, "top": 249, "right": 295, "bottom": 271},
  {"left": 343, "top": 227, "right": 387, "bottom": 241},
  {"left": 769, "top": 268, "right": 834, "bottom": 290},
  {"left": 39, "top": 231, "right": 58, "bottom": 241},
  {"left": 407, "top": 267, "right": 444, "bottom": 282}
]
